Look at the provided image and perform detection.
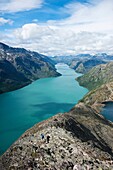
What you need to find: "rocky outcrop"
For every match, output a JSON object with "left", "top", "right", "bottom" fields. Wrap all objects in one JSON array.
[
  {"left": 0, "top": 102, "right": 113, "bottom": 170},
  {"left": 79, "top": 82, "right": 113, "bottom": 112},
  {"left": 77, "top": 62, "right": 113, "bottom": 90},
  {"left": 0, "top": 42, "right": 61, "bottom": 94}
]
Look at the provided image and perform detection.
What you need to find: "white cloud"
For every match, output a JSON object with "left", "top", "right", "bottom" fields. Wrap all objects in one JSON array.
[
  {"left": 55, "top": 0, "right": 113, "bottom": 33},
  {"left": 1, "top": 0, "right": 113, "bottom": 56},
  {"left": 0, "top": 17, "right": 13, "bottom": 25},
  {"left": 0, "top": 0, "right": 43, "bottom": 13}
]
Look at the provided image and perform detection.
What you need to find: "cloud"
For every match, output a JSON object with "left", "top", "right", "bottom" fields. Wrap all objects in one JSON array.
[
  {"left": 0, "top": 17, "right": 13, "bottom": 25},
  {"left": 54, "top": 0, "right": 113, "bottom": 33},
  {"left": 1, "top": 0, "right": 113, "bottom": 56},
  {"left": 0, "top": 0, "right": 43, "bottom": 13}
]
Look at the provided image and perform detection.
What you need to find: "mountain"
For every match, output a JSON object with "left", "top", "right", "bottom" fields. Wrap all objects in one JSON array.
[
  {"left": 70, "top": 58, "right": 106, "bottom": 74},
  {"left": 77, "top": 62, "right": 113, "bottom": 90},
  {"left": 50, "top": 53, "right": 113, "bottom": 69},
  {"left": 50, "top": 55, "right": 77, "bottom": 64},
  {"left": 94, "top": 53, "right": 113, "bottom": 61},
  {"left": 0, "top": 42, "right": 61, "bottom": 94},
  {"left": 50, "top": 54, "right": 92, "bottom": 65}
]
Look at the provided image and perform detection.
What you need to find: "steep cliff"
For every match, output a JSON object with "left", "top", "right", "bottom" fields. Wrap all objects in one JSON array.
[{"left": 0, "top": 42, "right": 60, "bottom": 94}]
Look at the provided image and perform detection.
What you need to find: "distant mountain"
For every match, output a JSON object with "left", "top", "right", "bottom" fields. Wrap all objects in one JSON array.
[
  {"left": 70, "top": 58, "right": 106, "bottom": 74},
  {"left": 77, "top": 62, "right": 113, "bottom": 90},
  {"left": 0, "top": 42, "right": 60, "bottom": 94},
  {"left": 50, "top": 55, "right": 76, "bottom": 64},
  {"left": 50, "top": 53, "right": 113, "bottom": 67},
  {"left": 50, "top": 54, "right": 92, "bottom": 65},
  {"left": 94, "top": 53, "right": 113, "bottom": 61}
]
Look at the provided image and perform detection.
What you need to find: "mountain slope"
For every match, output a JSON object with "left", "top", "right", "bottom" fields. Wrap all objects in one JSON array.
[
  {"left": 0, "top": 42, "right": 60, "bottom": 93},
  {"left": 77, "top": 62, "right": 113, "bottom": 90},
  {"left": 70, "top": 58, "right": 106, "bottom": 74}
]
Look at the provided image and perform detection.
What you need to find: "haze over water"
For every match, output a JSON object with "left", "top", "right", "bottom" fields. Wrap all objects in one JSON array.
[{"left": 0, "top": 63, "right": 88, "bottom": 155}]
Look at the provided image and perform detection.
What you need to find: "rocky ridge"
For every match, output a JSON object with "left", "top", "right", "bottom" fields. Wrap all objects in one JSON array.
[
  {"left": 80, "top": 82, "right": 113, "bottom": 112},
  {"left": 0, "top": 101, "right": 113, "bottom": 169}
]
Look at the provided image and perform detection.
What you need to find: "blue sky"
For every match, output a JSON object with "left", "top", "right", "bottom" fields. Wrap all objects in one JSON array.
[
  {"left": 0, "top": 0, "right": 87, "bottom": 29},
  {"left": 0, "top": 0, "right": 113, "bottom": 56}
]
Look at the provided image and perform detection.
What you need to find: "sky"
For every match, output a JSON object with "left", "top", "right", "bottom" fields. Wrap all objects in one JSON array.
[{"left": 0, "top": 0, "right": 113, "bottom": 56}]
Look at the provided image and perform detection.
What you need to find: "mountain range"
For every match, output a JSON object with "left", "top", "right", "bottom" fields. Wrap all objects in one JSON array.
[
  {"left": 50, "top": 53, "right": 113, "bottom": 65},
  {"left": 51, "top": 53, "right": 113, "bottom": 74}
]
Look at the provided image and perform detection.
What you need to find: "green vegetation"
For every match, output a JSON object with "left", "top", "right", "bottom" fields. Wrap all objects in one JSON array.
[{"left": 77, "top": 62, "right": 113, "bottom": 90}]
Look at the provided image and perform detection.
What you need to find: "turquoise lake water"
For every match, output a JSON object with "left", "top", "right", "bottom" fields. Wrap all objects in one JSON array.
[
  {"left": 101, "top": 102, "right": 113, "bottom": 122},
  {"left": 0, "top": 63, "right": 88, "bottom": 155}
]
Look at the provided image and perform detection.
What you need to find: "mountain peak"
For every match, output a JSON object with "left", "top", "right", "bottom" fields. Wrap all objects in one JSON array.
[{"left": 0, "top": 42, "right": 10, "bottom": 50}]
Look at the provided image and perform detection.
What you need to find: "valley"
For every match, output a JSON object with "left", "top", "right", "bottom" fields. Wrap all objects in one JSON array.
[
  {"left": 1, "top": 44, "right": 113, "bottom": 170},
  {"left": 0, "top": 63, "right": 88, "bottom": 155}
]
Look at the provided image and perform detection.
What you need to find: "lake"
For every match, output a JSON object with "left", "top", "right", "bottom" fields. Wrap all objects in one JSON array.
[
  {"left": 101, "top": 101, "right": 113, "bottom": 122},
  {"left": 0, "top": 63, "right": 88, "bottom": 155}
]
